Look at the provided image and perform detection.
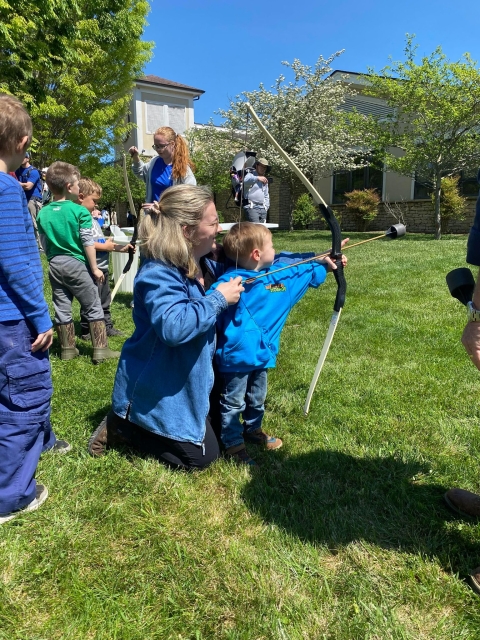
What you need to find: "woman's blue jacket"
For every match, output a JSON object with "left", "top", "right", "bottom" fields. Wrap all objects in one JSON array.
[{"left": 112, "top": 258, "right": 227, "bottom": 445}]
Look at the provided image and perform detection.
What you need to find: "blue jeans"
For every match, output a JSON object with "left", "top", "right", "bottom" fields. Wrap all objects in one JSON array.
[
  {"left": 219, "top": 369, "right": 267, "bottom": 449},
  {"left": 0, "top": 319, "right": 53, "bottom": 514}
]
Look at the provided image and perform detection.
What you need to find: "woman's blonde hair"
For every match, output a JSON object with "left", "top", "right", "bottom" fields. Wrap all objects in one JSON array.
[
  {"left": 139, "top": 184, "right": 214, "bottom": 278},
  {"left": 154, "top": 126, "right": 195, "bottom": 181}
]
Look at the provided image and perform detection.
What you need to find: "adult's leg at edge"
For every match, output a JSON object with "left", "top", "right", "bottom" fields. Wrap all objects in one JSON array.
[{"left": 108, "top": 412, "right": 220, "bottom": 470}]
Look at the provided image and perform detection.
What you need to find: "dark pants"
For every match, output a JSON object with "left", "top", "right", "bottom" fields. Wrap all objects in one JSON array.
[
  {"left": 108, "top": 411, "right": 220, "bottom": 470},
  {"left": 80, "top": 268, "right": 113, "bottom": 334},
  {"left": 0, "top": 319, "right": 53, "bottom": 515}
]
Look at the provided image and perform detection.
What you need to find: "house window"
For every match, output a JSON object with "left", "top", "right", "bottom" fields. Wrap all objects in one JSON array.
[
  {"left": 332, "top": 161, "right": 383, "bottom": 204},
  {"left": 459, "top": 169, "right": 479, "bottom": 197},
  {"left": 145, "top": 101, "right": 186, "bottom": 135},
  {"left": 413, "top": 174, "right": 432, "bottom": 200},
  {"left": 414, "top": 170, "right": 479, "bottom": 199}
]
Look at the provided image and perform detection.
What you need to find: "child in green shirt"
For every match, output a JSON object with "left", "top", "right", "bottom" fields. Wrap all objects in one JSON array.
[{"left": 37, "top": 162, "right": 119, "bottom": 364}]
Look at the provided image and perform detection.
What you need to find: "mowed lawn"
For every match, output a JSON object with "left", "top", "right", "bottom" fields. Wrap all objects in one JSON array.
[{"left": 2, "top": 231, "right": 480, "bottom": 639}]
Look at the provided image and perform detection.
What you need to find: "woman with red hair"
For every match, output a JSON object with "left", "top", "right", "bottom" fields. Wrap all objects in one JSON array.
[{"left": 129, "top": 126, "right": 196, "bottom": 202}]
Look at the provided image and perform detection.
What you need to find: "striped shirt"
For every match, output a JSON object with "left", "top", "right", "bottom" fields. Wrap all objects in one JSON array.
[{"left": 0, "top": 172, "right": 52, "bottom": 334}]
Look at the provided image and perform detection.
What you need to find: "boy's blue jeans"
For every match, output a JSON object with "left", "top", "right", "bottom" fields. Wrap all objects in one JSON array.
[
  {"left": 219, "top": 369, "right": 267, "bottom": 449},
  {"left": 0, "top": 319, "right": 53, "bottom": 515}
]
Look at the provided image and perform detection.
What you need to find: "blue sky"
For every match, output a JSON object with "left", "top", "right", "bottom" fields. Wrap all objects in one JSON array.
[{"left": 143, "top": 0, "right": 480, "bottom": 124}]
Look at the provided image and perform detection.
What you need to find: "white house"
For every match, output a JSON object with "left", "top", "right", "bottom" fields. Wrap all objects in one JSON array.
[{"left": 121, "top": 75, "right": 205, "bottom": 156}]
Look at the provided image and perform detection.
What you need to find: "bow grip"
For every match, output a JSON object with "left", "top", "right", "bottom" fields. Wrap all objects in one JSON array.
[
  {"left": 319, "top": 203, "right": 346, "bottom": 312},
  {"left": 332, "top": 260, "right": 346, "bottom": 312}
]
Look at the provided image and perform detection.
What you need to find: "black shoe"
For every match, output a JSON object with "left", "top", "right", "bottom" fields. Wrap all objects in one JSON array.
[
  {"left": 50, "top": 439, "right": 72, "bottom": 454},
  {"left": 106, "top": 327, "right": 124, "bottom": 337}
]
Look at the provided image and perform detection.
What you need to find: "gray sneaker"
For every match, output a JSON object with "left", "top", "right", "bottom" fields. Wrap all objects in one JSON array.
[
  {"left": 50, "top": 439, "right": 72, "bottom": 454},
  {"left": 0, "top": 484, "right": 49, "bottom": 525}
]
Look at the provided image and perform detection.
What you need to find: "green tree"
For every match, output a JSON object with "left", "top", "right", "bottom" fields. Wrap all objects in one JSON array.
[
  {"left": 93, "top": 160, "right": 146, "bottom": 213},
  {"left": 218, "top": 53, "right": 366, "bottom": 229},
  {"left": 0, "top": 0, "right": 153, "bottom": 172},
  {"left": 344, "top": 188, "right": 380, "bottom": 231},
  {"left": 359, "top": 35, "right": 480, "bottom": 239},
  {"left": 292, "top": 193, "right": 317, "bottom": 229},
  {"left": 432, "top": 175, "right": 466, "bottom": 233}
]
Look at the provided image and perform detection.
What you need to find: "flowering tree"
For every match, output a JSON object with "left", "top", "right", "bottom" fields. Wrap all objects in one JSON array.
[
  {"left": 218, "top": 52, "right": 367, "bottom": 228},
  {"left": 186, "top": 122, "right": 238, "bottom": 201},
  {"left": 359, "top": 36, "right": 480, "bottom": 239}
]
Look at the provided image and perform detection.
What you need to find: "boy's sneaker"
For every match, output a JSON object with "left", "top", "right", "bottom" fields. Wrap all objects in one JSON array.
[
  {"left": 244, "top": 428, "right": 283, "bottom": 450},
  {"left": 80, "top": 333, "right": 91, "bottom": 341},
  {"left": 106, "top": 327, "right": 124, "bottom": 337},
  {"left": 50, "top": 439, "right": 72, "bottom": 454},
  {"left": 0, "top": 484, "right": 48, "bottom": 525},
  {"left": 225, "top": 444, "right": 257, "bottom": 466}
]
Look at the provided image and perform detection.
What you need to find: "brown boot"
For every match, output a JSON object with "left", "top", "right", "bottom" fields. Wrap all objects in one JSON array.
[
  {"left": 88, "top": 413, "right": 131, "bottom": 457},
  {"left": 225, "top": 444, "right": 257, "bottom": 466},
  {"left": 470, "top": 567, "right": 480, "bottom": 595},
  {"left": 444, "top": 488, "right": 480, "bottom": 518},
  {"left": 56, "top": 322, "right": 79, "bottom": 360},
  {"left": 89, "top": 320, "right": 120, "bottom": 365},
  {"left": 243, "top": 428, "right": 283, "bottom": 450}
]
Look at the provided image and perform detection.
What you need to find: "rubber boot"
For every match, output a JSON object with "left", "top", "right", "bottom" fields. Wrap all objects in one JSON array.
[
  {"left": 89, "top": 319, "right": 120, "bottom": 365},
  {"left": 56, "top": 322, "right": 79, "bottom": 360}
]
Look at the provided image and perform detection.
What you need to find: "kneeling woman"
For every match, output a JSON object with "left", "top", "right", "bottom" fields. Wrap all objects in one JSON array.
[{"left": 89, "top": 185, "right": 243, "bottom": 469}]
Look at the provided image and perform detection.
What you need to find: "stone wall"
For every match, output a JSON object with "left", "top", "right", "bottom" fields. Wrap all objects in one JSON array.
[{"left": 318, "top": 198, "right": 477, "bottom": 234}]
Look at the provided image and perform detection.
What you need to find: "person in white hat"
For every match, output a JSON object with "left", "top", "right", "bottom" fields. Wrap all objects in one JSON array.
[{"left": 242, "top": 157, "right": 271, "bottom": 223}]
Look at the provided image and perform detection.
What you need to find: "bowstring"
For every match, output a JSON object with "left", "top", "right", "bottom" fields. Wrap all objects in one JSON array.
[{"left": 235, "top": 106, "right": 249, "bottom": 269}]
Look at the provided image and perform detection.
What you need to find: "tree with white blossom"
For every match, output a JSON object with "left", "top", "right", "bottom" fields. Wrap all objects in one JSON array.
[
  {"left": 218, "top": 52, "right": 367, "bottom": 228},
  {"left": 186, "top": 122, "right": 238, "bottom": 204}
]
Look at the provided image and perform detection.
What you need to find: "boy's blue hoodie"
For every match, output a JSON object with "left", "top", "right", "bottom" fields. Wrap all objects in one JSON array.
[{"left": 209, "top": 256, "right": 327, "bottom": 373}]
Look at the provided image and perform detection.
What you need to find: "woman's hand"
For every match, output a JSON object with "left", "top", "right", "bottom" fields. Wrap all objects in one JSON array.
[
  {"left": 129, "top": 146, "right": 139, "bottom": 158},
  {"left": 216, "top": 276, "right": 244, "bottom": 305}
]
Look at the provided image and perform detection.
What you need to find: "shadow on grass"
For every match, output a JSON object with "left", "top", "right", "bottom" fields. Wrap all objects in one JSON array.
[
  {"left": 111, "top": 291, "right": 134, "bottom": 308},
  {"left": 241, "top": 449, "right": 479, "bottom": 575}
]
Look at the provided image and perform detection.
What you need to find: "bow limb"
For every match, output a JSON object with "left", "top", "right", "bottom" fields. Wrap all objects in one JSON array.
[
  {"left": 110, "top": 154, "right": 139, "bottom": 302},
  {"left": 244, "top": 102, "right": 346, "bottom": 414},
  {"left": 122, "top": 152, "right": 138, "bottom": 255}
]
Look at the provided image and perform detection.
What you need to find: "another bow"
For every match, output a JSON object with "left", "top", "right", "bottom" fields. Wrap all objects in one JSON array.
[
  {"left": 110, "top": 153, "right": 138, "bottom": 302},
  {"left": 244, "top": 102, "right": 346, "bottom": 415}
]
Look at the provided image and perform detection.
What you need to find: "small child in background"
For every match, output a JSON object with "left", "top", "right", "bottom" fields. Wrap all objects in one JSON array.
[
  {"left": 37, "top": 162, "right": 120, "bottom": 364},
  {"left": 77, "top": 178, "right": 134, "bottom": 340},
  {"left": 210, "top": 222, "right": 346, "bottom": 465}
]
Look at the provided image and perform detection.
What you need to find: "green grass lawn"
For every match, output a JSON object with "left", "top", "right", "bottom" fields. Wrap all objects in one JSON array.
[{"left": 2, "top": 232, "right": 480, "bottom": 639}]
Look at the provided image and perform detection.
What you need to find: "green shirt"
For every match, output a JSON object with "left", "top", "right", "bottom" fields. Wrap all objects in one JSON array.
[{"left": 37, "top": 200, "right": 92, "bottom": 264}]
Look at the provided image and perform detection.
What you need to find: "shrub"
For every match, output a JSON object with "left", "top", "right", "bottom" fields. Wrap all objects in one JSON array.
[
  {"left": 433, "top": 175, "right": 466, "bottom": 233},
  {"left": 344, "top": 188, "right": 380, "bottom": 231},
  {"left": 292, "top": 193, "right": 317, "bottom": 229}
]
